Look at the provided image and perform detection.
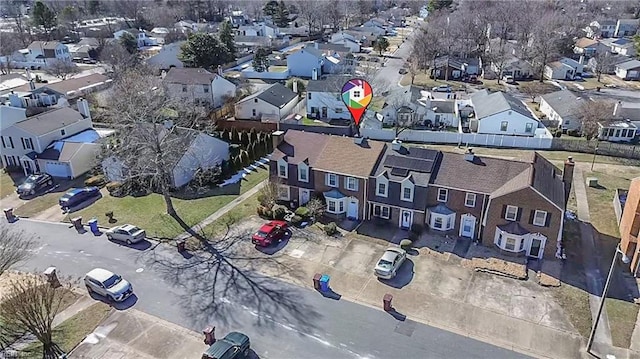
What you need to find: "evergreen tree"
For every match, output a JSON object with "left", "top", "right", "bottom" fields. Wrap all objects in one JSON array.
[
  {"left": 273, "top": 1, "right": 290, "bottom": 28},
  {"left": 252, "top": 47, "right": 270, "bottom": 72},
  {"left": 263, "top": 0, "right": 279, "bottom": 16},
  {"left": 119, "top": 32, "right": 138, "bottom": 54},
  {"left": 32, "top": 1, "right": 57, "bottom": 39},
  {"left": 179, "top": 33, "right": 230, "bottom": 70},
  {"left": 219, "top": 20, "right": 236, "bottom": 63}
]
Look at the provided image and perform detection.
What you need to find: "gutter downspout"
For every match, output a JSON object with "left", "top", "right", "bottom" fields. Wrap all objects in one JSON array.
[
  {"left": 480, "top": 194, "right": 489, "bottom": 241},
  {"left": 363, "top": 177, "right": 368, "bottom": 221}
]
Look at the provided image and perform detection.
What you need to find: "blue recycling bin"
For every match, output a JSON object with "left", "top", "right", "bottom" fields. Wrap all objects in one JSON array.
[
  {"left": 319, "top": 274, "right": 330, "bottom": 292},
  {"left": 88, "top": 218, "right": 98, "bottom": 233}
]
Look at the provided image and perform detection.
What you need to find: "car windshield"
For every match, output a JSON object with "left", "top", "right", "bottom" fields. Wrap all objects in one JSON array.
[
  {"left": 255, "top": 230, "right": 268, "bottom": 238},
  {"left": 127, "top": 227, "right": 142, "bottom": 234},
  {"left": 102, "top": 274, "right": 121, "bottom": 288},
  {"left": 377, "top": 259, "right": 393, "bottom": 270},
  {"left": 24, "top": 176, "right": 37, "bottom": 184}
]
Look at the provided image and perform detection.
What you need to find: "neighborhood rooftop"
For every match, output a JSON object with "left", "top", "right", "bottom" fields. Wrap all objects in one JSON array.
[
  {"left": 14, "top": 107, "right": 87, "bottom": 136},
  {"left": 162, "top": 67, "right": 218, "bottom": 85},
  {"left": 541, "top": 90, "right": 583, "bottom": 119},
  {"left": 256, "top": 83, "right": 297, "bottom": 108},
  {"left": 471, "top": 90, "right": 535, "bottom": 120}
]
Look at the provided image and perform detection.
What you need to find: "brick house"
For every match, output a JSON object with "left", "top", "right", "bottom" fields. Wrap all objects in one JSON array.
[
  {"left": 619, "top": 177, "right": 640, "bottom": 277},
  {"left": 270, "top": 130, "right": 385, "bottom": 221}
]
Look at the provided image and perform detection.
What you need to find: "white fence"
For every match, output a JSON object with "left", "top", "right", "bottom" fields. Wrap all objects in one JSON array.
[{"left": 361, "top": 128, "right": 554, "bottom": 149}]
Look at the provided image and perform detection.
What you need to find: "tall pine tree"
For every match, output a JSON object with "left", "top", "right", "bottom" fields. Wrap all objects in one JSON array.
[{"left": 219, "top": 20, "right": 236, "bottom": 63}]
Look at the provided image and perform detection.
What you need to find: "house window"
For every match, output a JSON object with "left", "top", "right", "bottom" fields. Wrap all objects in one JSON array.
[
  {"left": 252, "top": 109, "right": 257, "bottom": 117},
  {"left": 376, "top": 179, "right": 388, "bottom": 197},
  {"left": 254, "top": 98, "right": 258, "bottom": 103},
  {"left": 533, "top": 210, "right": 547, "bottom": 227},
  {"left": 277, "top": 160, "right": 287, "bottom": 178},
  {"left": 430, "top": 212, "right": 455, "bottom": 231},
  {"left": 373, "top": 205, "right": 390, "bottom": 219},
  {"left": 298, "top": 165, "right": 308, "bottom": 182},
  {"left": 203, "top": 85, "right": 209, "bottom": 93},
  {"left": 505, "top": 237, "right": 517, "bottom": 251},
  {"left": 21, "top": 138, "right": 33, "bottom": 150},
  {"left": 505, "top": 205, "right": 518, "bottom": 221},
  {"left": 327, "top": 198, "right": 345, "bottom": 214},
  {"left": 326, "top": 173, "right": 338, "bottom": 187},
  {"left": 277, "top": 185, "right": 290, "bottom": 200},
  {"left": 500, "top": 121, "right": 508, "bottom": 131},
  {"left": 525, "top": 123, "right": 534, "bottom": 133},
  {"left": 182, "top": 85, "right": 187, "bottom": 92},
  {"left": 308, "top": 93, "right": 312, "bottom": 99},
  {"left": 434, "top": 216, "right": 443, "bottom": 229},
  {"left": 403, "top": 187, "right": 412, "bottom": 201},
  {"left": 437, "top": 188, "right": 448, "bottom": 202},
  {"left": 465, "top": 193, "right": 476, "bottom": 207},
  {"left": 345, "top": 177, "right": 358, "bottom": 191},
  {"left": 61, "top": 129, "right": 65, "bottom": 136},
  {"left": 335, "top": 108, "right": 343, "bottom": 113}
]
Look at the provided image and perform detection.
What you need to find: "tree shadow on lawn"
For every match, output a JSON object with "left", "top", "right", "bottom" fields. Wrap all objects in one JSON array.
[{"left": 138, "top": 217, "right": 322, "bottom": 335}]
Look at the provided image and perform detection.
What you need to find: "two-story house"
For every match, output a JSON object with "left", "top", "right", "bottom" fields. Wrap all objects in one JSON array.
[
  {"left": 306, "top": 75, "right": 352, "bottom": 121},
  {"left": 26, "top": 41, "right": 71, "bottom": 66},
  {"left": 162, "top": 67, "right": 236, "bottom": 108},
  {"left": 469, "top": 90, "right": 540, "bottom": 136},
  {"left": 379, "top": 86, "right": 458, "bottom": 128},
  {"left": 286, "top": 46, "right": 325, "bottom": 78},
  {"left": 614, "top": 19, "right": 640, "bottom": 37},
  {"left": 114, "top": 29, "right": 162, "bottom": 48},
  {"left": 270, "top": 130, "right": 385, "bottom": 220},
  {"left": 619, "top": 176, "right": 640, "bottom": 277},
  {"left": 584, "top": 20, "right": 617, "bottom": 38},
  {"left": 428, "top": 149, "right": 568, "bottom": 259},
  {"left": 234, "top": 83, "right": 298, "bottom": 121},
  {"left": 1, "top": 100, "right": 94, "bottom": 177}
]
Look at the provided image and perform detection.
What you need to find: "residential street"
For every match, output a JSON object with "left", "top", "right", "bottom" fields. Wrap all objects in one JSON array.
[
  {"left": 374, "top": 29, "right": 415, "bottom": 89},
  {"left": 13, "top": 219, "right": 531, "bottom": 359}
]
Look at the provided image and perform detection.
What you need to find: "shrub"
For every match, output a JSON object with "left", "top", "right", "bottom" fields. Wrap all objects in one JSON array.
[
  {"left": 290, "top": 215, "right": 303, "bottom": 226},
  {"left": 294, "top": 206, "right": 310, "bottom": 218},
  {"left": 106, "top": 181, "right": 122, "bottom": 194},
  {"left": 264, "top": 209, "right": 273, "bottom": 219},
  {"left": 400, "top": 239, "right": 413, "bottom": 248},
  {"left": 273, "top": 205, "right": 287, "bottom": 220},
  {"left": 85, "top": 175, "right": 106, "bottom": 187},
  {"left": 324, "top": 222, "right": 338, "bottom": 236},
  {"left": 256, "top": 205, "right": 265, "bottom": 217}
]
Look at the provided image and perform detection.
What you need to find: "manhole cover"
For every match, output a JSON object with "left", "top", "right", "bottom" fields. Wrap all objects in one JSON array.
[{"left": 394, "top": 320, "right": 417, "bottom": 337}]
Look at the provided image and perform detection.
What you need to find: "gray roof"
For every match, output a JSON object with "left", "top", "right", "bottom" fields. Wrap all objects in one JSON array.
[
  {"left": 163, "top": 67, "right": 217, "bottom": 85},
  {"left": 617, "top": 60, "right": 640, "bottom": 70},
  {"left": 540, "top": 90, "right": 584, "bottom": 119},
  {"left": 307, "top": 75, "right": 351, "bottom": 93},
  {"left": 315, "top": 43, "right": 351, "bottom": 53},
  {"left": 27, "top": 41, "right": 63, "bottom": 50},
  {"left": 256, "top": 83, "right": 297, "bottom": 108},
  {"left": 14, "top": 107, "right": 86, "bottom": 136},
  {"left": 613, "top": 102, "right": 640, "bottom": 121},
  {"left": 385, "top": 85, "right": 424, "bottom": 107},
  {"left": 298, "top": 45, "right": 325, "bottom": 58},
  {"left": 431, "top": 100, "right": 455, "bottom": 114},
  {"left": 471, "top": 90, "right": 535, "bottom": 120}
]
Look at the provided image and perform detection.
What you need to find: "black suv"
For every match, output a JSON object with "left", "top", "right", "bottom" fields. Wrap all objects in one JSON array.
[
  {"left": 59, "top": 187, "right": 101, "bottom": 211},
  {"left": 202, "top": 332, "right": 250, "bottom": 359},
  {"left": 17, "top": 174, "right": 54, "bottom": 197}
]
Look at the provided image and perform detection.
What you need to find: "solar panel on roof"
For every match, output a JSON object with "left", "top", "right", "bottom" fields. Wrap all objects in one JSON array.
[
  {"left": 384, "top": 155, "right": 435, "bottom": 173},
  {"left": 390, "top": 167, "right": 409, "bottom": 177}
]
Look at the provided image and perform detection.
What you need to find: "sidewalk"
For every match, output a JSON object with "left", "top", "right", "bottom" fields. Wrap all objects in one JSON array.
[{"left": 175, "top": 179, "right": 266, "bottom": 240}]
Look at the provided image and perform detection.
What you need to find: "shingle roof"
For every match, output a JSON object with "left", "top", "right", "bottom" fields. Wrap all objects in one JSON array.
[
  {"left": 531, "top": 153, "right": 565, "bottom": 209},
  {"left": 306, "top": 75, "right": 351, "bottom": 93},
  {"left": 162, "top": 67, "right": 217, "bottom": 85},
  {"left": 575, "top": 37, "right": 598, "bottom": 48},
  {"left": 617, "top": 60, "right": 640, "bottom": 70},
  {"left": 14, "top": 107, "right": 87, "bottom": 136},
  {"left": 39, "top": 73, "right": 111, "bottom": 97},
  {"left": 431, "top": 100, "right": 455, "bottom": 114},
  {"left": 27, "top": 41, "right": 63, "bottom": 50},
  {"left": 613, "top": 101, "right": 640, "bottom": 121},
  {"left": 298, "top": 45, "right": 324, "bottom": 58},
  {"left": 256, "top": 83, "right": 297, "bottom": 108},
  {"left": 470, "top": 91, "right": 535, "bottom": 121},
  {"left": 540, "top": 90, "right": 584, "bottom": 119},
  {"left": 272, "top": 130, "right": 329, "bottom": 164}
]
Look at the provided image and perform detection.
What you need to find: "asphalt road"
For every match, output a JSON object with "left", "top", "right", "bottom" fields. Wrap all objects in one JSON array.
[
  {"left": 373, "top": 29, "right": 415, "bottom": 90},
  {"left": 13, "top": 219, "right": 531, "bottom": 359}
]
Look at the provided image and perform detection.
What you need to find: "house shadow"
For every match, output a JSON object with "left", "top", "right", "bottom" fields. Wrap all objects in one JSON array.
[
  {"left": 356, "top": 221, "right": 398, "bottom": 241},
  {"left": 378, "top": 260, "right": 414, "bottom": 289},
  {"left": 170, "top": 180, "right": 243, "bottom": 200}
]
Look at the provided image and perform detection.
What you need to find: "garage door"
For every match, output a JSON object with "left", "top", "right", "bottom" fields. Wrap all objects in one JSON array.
[{"left": 45, "top": 161, "right": 71, "bottom": 178}]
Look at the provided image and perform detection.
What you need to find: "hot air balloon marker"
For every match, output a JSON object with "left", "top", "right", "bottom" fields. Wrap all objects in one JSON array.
[{"left": 341, "top": 78, "right": 373, "bottom": 133}]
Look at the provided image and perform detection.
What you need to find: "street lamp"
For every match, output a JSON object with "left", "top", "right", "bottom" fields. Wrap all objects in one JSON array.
[
  {"left": 586, "top": 244, "right": 630, "bottom": 353},
  {"left": 590, "top": 141, "right": 599, "bottom": 171}
]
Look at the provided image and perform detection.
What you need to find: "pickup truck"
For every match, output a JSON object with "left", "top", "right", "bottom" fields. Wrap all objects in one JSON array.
[{"left": 202, "top": 332, "right": 251, "bottom": 359}]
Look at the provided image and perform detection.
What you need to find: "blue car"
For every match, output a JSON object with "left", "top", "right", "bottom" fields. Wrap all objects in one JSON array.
[{"left": 59, "top": 187, "right": 101, "bottom": 211}]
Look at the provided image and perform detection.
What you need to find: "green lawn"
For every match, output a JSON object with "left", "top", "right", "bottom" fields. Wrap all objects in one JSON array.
[
  {"left": 0, "top": 172, "right": 20, "bottom": 199},
  {"left": 71, "top": 169, "right": 268, "bottom": 239},
  {"left": 21, "top": 302, "right": 111, "bottom": 358},
  {"left": 301, "top": 116, "right": 330, "bottom": 126},
  {"left": 202, "top": 192, "right": 260, "bottom": 236},
  {"left": 606, "top": 298, "right": 640, "bottom": 348},
  {"left": 268, "top": 66, "right": 288, "bottom": 73}
]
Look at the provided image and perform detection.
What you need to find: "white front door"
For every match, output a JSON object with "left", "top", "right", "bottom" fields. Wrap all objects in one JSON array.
[
  {"left": 299, "top": 188, "right": 310, "bottom": 205},
  {"left": 347, "top": 197, "right": 358, "bottom": 220},
  {"left": 459, "top": 214, "right": 476, "bottom": 238},
  {"left": 400, "top": 210, "right": 413, "bottom": 229}
]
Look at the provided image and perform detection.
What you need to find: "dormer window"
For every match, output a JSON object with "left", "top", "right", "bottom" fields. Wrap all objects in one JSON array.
[
  {"left": 401, "top": 179, "right": 414, "bottom": 202},
  {"left": 376, "top": 175, "right": 388, "bottom": 197},
  {"left": 298, "top": 162, "right": 309, "bottom": 182},
  {"left": 277, "top": 158, "right": 288, "bottom": 178}
]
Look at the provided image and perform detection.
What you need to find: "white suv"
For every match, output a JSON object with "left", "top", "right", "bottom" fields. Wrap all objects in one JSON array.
[{"left": 84, "top": 268, "right": 133, "bottom": 302}]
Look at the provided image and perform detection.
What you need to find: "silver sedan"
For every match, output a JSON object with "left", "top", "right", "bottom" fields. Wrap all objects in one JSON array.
[{"left": 374, "top": 247, "right": 407, "bottom": 279}]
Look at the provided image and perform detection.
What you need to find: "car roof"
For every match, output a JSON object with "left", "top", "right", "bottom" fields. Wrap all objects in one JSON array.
[
  {"left": 382, "top": 247, "right": 404, "bottom": 261},
  {"left": 86, "top": 268, "right": 116, "bottom": 282},
  {"left": 120, "top": 224, "right": 138, "bottom": 231},
  {"left": 203, "top": 339, "right": 234, "bottom": 357},
  {"left": 224, "top": 332, "right": 249, "bottom": 346}
]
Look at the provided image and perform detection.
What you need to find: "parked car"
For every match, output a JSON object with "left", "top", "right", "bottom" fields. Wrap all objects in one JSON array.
[
  {"left": 431, "top": 85, "right": 452, "bottom": 92},
  {"left": 82, "top": 57, "right": 97, "bottom": 64},
  {"left": 252, "top": 220, "right": 288, "bottom": 246},
  {"left": 398, "top": 68, "right": 408, "bottom": 74},
  {"left": 105, "top": 224, "right": 146, "bottom": 244},
  {"left": 16, "top": 173, "right": 54, "bottom": 197},
  {"left": 202, "top": 332, "right": 251, "bottom": 359},
  {"left": 84, "top": 268, "right": 133, "bottom": 302},
  {"left": 502, "top": 75, "right": 515, "bottom": 84},
  {"left": 374, "top": 247, "right": 407, "bottom": 279},
  {"left": 59, "top": 186, "right": 100, "bottom": 210}
]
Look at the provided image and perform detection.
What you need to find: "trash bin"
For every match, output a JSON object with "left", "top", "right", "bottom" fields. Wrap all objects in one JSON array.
[
  {"left": 203, "top": 326, "right": 215, "bottom": 345},
  {"left": 383, "top": 293, "right": 393, "bottom": 311},
  {"left": 88, "top": 218, "right": 98, "bottom": 233},
  {"left": 3, "top": 208, "right": 15, "bottom": 222},
  {"left": 44, "top": 267, "right": 60, "bottom": 288},
  {"left": 177, "top": 239, "right": 186, "bottom": 252},
  {"left": 313, "top": 273, "right": 322, "bottom": 290},
  {"left": 72, "top": 217, "right": 83, "bottom": 231},
  {"left": 319, "top": 274, "right": 330, "bottom": 292}
]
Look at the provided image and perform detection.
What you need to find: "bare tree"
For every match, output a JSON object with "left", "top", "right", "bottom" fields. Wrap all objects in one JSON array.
[
  {"left": 295, "top": 1, "right": 322, "bottom": 36},
  {"left": 325, "top": 0, "right": 344, "bottom": 32},
  {"left": 5, "top": 0, "right": 32, "bottom": 46},
  {"left": 578, "top": 100, "right": 615, "bottom": 140},
  {"left": 45, "top": 60, "right": 80, "bottom": 80},
  {"left": 0, "top": 226, "right": 37, "bottom": 277},
  {"left": 99, "top": 42, "right": 138, "bottom": 78},
  {"left": 486, "top": 40, "right": 508, "bottom": 83},
  {"left": 519, "top": 82, "right": 549, "bottom": 103},
  {"left": 407, "top": 54, "right": 420, "bottom": 85},
  {"left": 593, "top": 51, "right": 615, "bottom": 82},
  {"left": 529, "top": 11, "right": 565, "bottom": 82},
  {"left": 0, "top": 273, "right": 75, "bottom": 358},
  {"left": 257, "top": 181, "right": 279, "bottom": 209}
]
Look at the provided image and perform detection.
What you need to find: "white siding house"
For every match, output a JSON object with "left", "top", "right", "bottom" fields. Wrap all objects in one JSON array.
[
  {"left": 235, "top": 83, "right": 298, "bottom": 121},
  {"left": 540, "top": 90, "right": 585, "bottom": 132},
  {"left": 615, "top": 60, "right": 640, "bottom": 80},
  {"left": 544, "top": 61, "right": 576, "bottom": 80},
  {"left": 559, "top": 57, "right": 584, "bottom": 75},
  {"left": 598, "top": 121, "right": 638, "bottom": 142},
  {"left": 470, "top": 90, "right": 539, "bottom": 136},
  {"left": 162, "top": 67, "right": 236, "bottom": 108},
  {"left": 25, "top": 41, "right": 71, "bottom": 66},
  {"left": 287, "top": 47, "right": 324, "bottom": 78},
  {"left": 306, "top": 76, "right": 351, "bottom": 121}
]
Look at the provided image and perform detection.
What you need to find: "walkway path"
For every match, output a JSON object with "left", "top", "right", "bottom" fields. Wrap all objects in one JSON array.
[
  {"left": 573, "top": 167, "right": 613, "bottom": 346},
  {"left": 175, "top": 180, "right": 266, "bottom": 240}
]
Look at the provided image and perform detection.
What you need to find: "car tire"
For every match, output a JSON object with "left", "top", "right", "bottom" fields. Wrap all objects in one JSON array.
[
  {"left": 243, "top": 347, "right": 250, "bottom": 357},
  {"left": 106, "top": 235, "right": 112, "bottom": 240},
  {"left": 126, "top": 239, "right": 132, "bottom": 245}
]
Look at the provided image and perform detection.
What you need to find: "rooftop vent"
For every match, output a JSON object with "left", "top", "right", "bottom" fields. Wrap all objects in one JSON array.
[
  {"left": 464, "top": 148, "right": 475, "bottom": 162},
  {"left": 391, "top": 138, "right": 402, "bottom": 151}
]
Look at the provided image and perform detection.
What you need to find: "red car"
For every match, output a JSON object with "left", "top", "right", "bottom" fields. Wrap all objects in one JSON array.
[{"left": 252, "top": 221, "right": 288, "bottom": 246}]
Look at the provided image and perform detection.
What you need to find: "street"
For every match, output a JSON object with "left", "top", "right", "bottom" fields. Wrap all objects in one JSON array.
[
  {"left": 14, "top": 219, "right": 531, "bottom": 359},
  {"left": 373, "top": 28, "right": 416, "bottom": 89}
]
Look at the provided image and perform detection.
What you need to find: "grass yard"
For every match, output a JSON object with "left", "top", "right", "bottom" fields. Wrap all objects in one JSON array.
[
  {"left": 517, "top": 81, "right": 559, "bottom": 96},
  {"left": 20, "top": 302, "right": 111, "bottom": 358},
  {"left": 606, "top": 298, "right": 640, "bottom": 348},
  {"left": 400, "top": 73, "right": 464, "bottom": 90},
  {"left": 202, "top": 192, "right": 260, "bottom": 236},
  {"left": 268, "top": 66, "right": 288, "bottom": 72},
  {"left": 475, "top": 78, "right": 505, "bottom": 92},
  {"left": 301, "top": 116, "right": 330, "bottom": 126},
  {"left": 72, "top": 169, "right": 268, "bottom": 239},
  {"left": 525, "top": 101, "right": 546, "bottom": 120},
  {"left": 13, "top": 177, "right": 88, "bottom": 218},
  {"left": 0, "top": 172, "right": 20, "bottom": 199}
]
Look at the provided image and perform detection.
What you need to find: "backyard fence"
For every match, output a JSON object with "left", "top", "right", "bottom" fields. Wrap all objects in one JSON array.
[{"left": 551, "top": 139, "right": 640, "bottom": 160}]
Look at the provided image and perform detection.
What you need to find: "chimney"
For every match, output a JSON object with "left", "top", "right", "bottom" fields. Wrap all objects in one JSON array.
[
  {"left": 563, "top": 156, "right": 575, "bottom": 206},
  {"left": 464, "top": 148, "right": 475, "bottom": 162},
  {"left": 77, "top": 98, "right": 91, "bottom": 120},
  {"left": 391, "top": 138, "right": 402, "bottom": 151},
  {"left": 292, "top": 80, "right": 298, "bottom": 93},
  {"left": 312, "top": 68, "right": 318, "bottom": 81},
  {"left": 217, "top": 65, "right": 223, "bottom": 76},
  {"left": 8, "top": 92, "right": 22, "bottom": 108},
  {"left": 272, "top": 130, "right": 285, "bottom": 150},
  {"left": 613, "top": 101, "right": 621, "bottom": 117}
]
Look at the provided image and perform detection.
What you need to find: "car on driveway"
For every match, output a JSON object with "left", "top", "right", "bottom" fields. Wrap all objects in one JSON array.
[
  {"left": 84, "top": 268, "right": 133, "bottom": 302},
  {"left": 252, "top": 220, "right": 288, "bottom": 246},
  {"left": 59, "top": 186, "right": 100, "bottom": 211},
  {"left": 374, "top": 247, "right": 407, "bottom": 279},
  {"left": 105, "top": 224, "right": 146, "bottom": 244},
  {"left": 398, "top": 68, "right": 408, "bottom": 74},
  {"left": 432, "top": 85, "right": 452, "bottom": 93},
  {"left": 202, "top": 332, "right": 251, "bottom": 359},
  {"left": 16, "top": 173, "right": 54, "bottom": 197}
]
